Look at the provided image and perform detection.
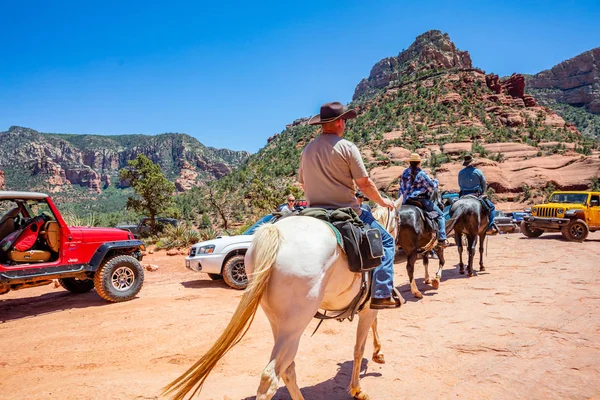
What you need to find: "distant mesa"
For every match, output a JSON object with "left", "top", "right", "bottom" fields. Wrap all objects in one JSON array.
[
  {"left": 527, "top": 47, "right": 600, "bottom": 114},
  {"left": 0, "top": 126, "right": 250, "bottom": 193}
]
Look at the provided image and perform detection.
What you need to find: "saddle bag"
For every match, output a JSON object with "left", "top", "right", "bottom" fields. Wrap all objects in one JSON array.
[{"left": 333, "top": 221, "right": 383, "bottom": 273}]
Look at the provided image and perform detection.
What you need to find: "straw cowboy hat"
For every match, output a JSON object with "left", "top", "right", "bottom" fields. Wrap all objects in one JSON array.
[
  {"left": 308, "top": 102, "right": 357, "bottom": 125},
  {"left": 406, "top": 153, "right": 422, "bottom": 163},
  {"left": 463, "top": 153, "right": 474, "bottom": 166}
]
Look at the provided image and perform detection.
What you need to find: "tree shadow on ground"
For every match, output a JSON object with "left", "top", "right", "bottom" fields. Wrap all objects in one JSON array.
[
  {"left": 180, "top": 279, "right": 229, "bottom": 289},
  {"left": 0, "top": 290, "right": 109, "bottom": 322},
  {"left": 242, "top": 359, "right": 379, "bottom": 400}
]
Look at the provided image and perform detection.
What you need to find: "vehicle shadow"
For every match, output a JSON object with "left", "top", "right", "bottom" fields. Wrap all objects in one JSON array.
[
  {"left": 180, "top": 279, "right": 229, "bottom": 289},
  {"left": 241, "top": 359, "right": 379, "bottom": 400},
  {"left": 519, "top": 234, "right": 600, "bottom": 243},
  {"left": 0, "top": 290, "right": 109, "bottom": 323}
]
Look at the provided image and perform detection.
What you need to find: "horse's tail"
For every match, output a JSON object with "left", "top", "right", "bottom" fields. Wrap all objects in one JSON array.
[
  {"left": 163, "top": 224, "right": 282, "bottom": 400},
  {"left": 445, "top": 215, "right": 458, "bottom": 235}
]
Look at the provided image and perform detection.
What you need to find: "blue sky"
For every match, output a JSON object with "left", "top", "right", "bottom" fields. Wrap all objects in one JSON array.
[{"left": 1, "top": 0, "right": 598, "bottom": 152}]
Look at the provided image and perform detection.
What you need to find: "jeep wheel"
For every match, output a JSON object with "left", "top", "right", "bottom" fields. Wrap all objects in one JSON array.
[
  {"left": 222, "top": 255, "right": 248, "bottom": 290},
  {"left": 207, "top": 273, "right": 223, "bottom": 280},
  {"left": 93, "top": 255, "right": 145, "bottom": 302},
  {"left": 561, "top": 219, "right": 589, "bottom": 242},
  {"left": 521, "top": 221, "right": 543, "bottom": 238},
  {"left": 59, "top": 278, "right": 94, "bottom": 294}
]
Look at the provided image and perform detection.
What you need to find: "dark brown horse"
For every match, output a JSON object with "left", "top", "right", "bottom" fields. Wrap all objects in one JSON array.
[
  {"left": 445, "top": 196, "right": 489, "bottom": 276},
  {"left": 396, "top": 191, "right": 446, "bottom": 298}
]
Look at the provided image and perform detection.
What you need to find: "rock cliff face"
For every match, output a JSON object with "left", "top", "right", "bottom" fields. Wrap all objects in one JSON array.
[
  {"left": 0, "top": 170, "right": 5, "bottom": 190},
  {"left": 0, "top": 126, "right": 250, "bottom": 193},
  {"left": 353, "top": 30, "right": 472, "bottom": 100},
  {"left": 527, "top": 47, "right": 600, "bottom": 114}
]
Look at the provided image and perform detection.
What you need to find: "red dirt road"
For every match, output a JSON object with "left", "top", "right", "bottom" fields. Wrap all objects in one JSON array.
[{"left": 1, "top": 232, "right": 600, "bottom": 400}]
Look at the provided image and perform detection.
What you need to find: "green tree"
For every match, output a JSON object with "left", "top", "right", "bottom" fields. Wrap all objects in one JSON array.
[{"left": 119, "top": 154, "right": 175, "bottom": 234}]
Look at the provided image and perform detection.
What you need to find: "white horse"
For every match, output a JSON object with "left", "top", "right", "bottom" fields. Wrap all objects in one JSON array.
[{"left": 164, "top": 201, "right": 402, "bottom": 400}]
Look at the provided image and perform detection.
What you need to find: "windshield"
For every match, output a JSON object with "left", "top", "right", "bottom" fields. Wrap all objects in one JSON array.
[
  {"left": 24, "top": 200, "right": 57, "bottom": 221},
  {"left": 548, "top": 193, "right": 588, "bottom": 204},
  {"left": 243, "top": 214, "right": 276, "bottom": 235}
]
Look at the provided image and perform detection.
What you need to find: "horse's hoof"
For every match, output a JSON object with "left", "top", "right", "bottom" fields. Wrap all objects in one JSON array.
[
  {"left": 424, "top": 278, "right": 431, "bottom": 284},
  {"left": 373, "top": 353, "right": 385, "bottom": 364},
  {"left": 480, "top": 266, "right": 486, "bottom": 272},
  {"left": 431, "top": 279, "right": 440, "bottom": 289},
  {"left": 413, "top": 291, "right": 423, "bottom": 299},
  {"left": 459, "top": 269, "right": 465, "bottom": 275},
  {"left": 468, "top": 272, "right": 474, "bottom": 277},
  {"left": 352, "top": 389, "right": 370, "bottom": 400}
]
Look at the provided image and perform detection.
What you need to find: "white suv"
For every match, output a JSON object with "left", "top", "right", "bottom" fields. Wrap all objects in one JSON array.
[{"left": 185, "top": 214, "right": 276, "bottom": 289}]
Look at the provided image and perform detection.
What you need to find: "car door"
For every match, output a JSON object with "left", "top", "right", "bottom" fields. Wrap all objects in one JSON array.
[{"left": 588, "top": 194, "right": 600, "bottom": 228}]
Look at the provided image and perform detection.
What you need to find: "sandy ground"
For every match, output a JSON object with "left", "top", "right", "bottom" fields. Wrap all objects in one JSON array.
[{"left": 1, "top": 231, "right": 600, "bottom": 400}]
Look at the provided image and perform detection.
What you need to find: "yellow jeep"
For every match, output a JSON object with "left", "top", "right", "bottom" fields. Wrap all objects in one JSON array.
[{"left": 521, "top": 191, "right": 600, "bottom": 241}]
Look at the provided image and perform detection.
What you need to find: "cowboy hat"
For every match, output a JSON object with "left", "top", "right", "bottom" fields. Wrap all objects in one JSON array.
[
  {"left": 463, "top": 154, "right": 474, "bottom": 166},
  {"left": 308, "top": 102, "right": 357, "bottom": 125},
  {"left": 405, "top": 153, "right": 422, "bottom": 163}
]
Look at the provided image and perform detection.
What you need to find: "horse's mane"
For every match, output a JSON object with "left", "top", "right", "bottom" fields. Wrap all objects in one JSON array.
[{"left": 371, "top": 205, "right": 388, "bottom": 222}]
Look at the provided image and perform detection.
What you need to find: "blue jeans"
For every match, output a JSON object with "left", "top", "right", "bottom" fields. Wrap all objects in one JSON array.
[
  {"left": 359, "top": 209, "right": 395, "bottom": 299},
  {"left": 413, "top": 199, "right": 447, "bottom": 241}
]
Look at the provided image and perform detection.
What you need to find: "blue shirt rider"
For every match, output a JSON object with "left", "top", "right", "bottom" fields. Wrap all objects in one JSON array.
[
  {"left": 458, "top": 154, "right": 497, "bottom": 233},
  {"left": 398, "top": 153, "right": 449, "bottom": 247}
]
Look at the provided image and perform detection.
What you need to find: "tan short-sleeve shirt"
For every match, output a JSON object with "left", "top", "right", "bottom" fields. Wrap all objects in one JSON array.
[{"left": 298, "top": 133, "right": 368, "bottom": 213}]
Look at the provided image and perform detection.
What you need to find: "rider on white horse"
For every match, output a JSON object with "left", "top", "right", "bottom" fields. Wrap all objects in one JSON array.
[{"left": 298, "top": 101, "right": 401, "bottom": 309}]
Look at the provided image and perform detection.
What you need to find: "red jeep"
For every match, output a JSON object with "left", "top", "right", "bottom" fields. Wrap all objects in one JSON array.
[{"left": 0, "top": 191, "right": 145, "bottom": 302}]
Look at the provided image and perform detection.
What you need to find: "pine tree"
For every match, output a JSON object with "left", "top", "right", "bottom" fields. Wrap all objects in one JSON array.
[{"left": 119, "top": 155, "right": 175, "bottom": 234}]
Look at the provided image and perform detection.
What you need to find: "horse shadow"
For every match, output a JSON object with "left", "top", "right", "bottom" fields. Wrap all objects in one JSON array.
[{"left": 242, "top": 359, "right": 379, "bottom": 400}]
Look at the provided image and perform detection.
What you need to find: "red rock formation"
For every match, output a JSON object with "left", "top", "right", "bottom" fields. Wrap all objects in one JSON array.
[
  {"left": 502, "top": 74, "right": 525, "bottom": 98},
  {"left": 527, "top": 47, "right": 600, "bottom": 114},
  {"left": 353, "top": 30, "right": 472, "bottom": 99},
  {"left": 0, "top": 170, "right": 5, "bottom": 190},
  {"left": 486, "top": 74, "right": 502, "bottom": 94}
]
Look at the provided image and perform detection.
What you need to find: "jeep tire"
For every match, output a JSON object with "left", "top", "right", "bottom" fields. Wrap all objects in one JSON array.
[
  {"left": 94, "top": 255, "right": 145, "bottom": 302},
  {"left": 59, "top": 278, "right": 95, "bottom": 294},
  {"left": 561, "top": 219, "right": 589, "bottom": 242},
  {"left": 521, "top": 221, "right": 544, "bottom": 238},
  {"left": 222, "top": 254, "right": 248, "bottom": 290}
]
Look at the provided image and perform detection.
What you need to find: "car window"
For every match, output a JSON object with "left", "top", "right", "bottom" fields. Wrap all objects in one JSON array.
[
  {"left": 549, "top": 193, "right": 588, "bottom": 204},
  {"left": 243, "top": 214, "right": 276, "bottom": 235},
  {"left": 0, "top": 200, "right": 22, "bottom": 219}
]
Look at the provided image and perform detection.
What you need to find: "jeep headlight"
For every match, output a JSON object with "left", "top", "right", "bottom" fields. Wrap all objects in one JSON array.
[
  {"left": 557, "top": 208, "right": 565, "bottom": 215},
  {"left": 197, "top": 245, "right": 215, "bottom": 254}
]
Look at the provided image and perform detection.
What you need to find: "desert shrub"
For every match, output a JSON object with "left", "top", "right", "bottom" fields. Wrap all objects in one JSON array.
[
  {"left": 590, "top": 177, "right": 600, "bottom": 191},
  {"left": 522, "top": 184, "right": 533, "bottom": 200},
  {"left": 471, "top": 141, "right": 488, "bottom": 157}
]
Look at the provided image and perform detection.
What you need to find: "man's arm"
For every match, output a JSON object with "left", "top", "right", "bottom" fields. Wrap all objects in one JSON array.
[
  {"left": 476, "top": 169, "right": 487, "bottom": 193},
  {"left": 356, "top": 177, "right": 394, "bottom": 209}
]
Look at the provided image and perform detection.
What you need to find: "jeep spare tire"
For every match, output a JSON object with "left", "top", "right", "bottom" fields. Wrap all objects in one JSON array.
[
  {"left": 222, "top": 254, "right": 248, "bottom": 290},
  {"left": 94, "top": 255, "right": 145, "bottom": 302},
  {"left": 520, "top": 221, "right": 544, "bottom": 238},
  {"left": 59, "top": 277, "right": 95, "bottom": 294},
  {"left": 561, "top": 219, "right": 589, "bottom": 242}
]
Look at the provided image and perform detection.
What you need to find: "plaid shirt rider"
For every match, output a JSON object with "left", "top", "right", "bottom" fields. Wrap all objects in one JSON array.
[{"left": 398, "top": 167, "right": 439, "bottom": 201}]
